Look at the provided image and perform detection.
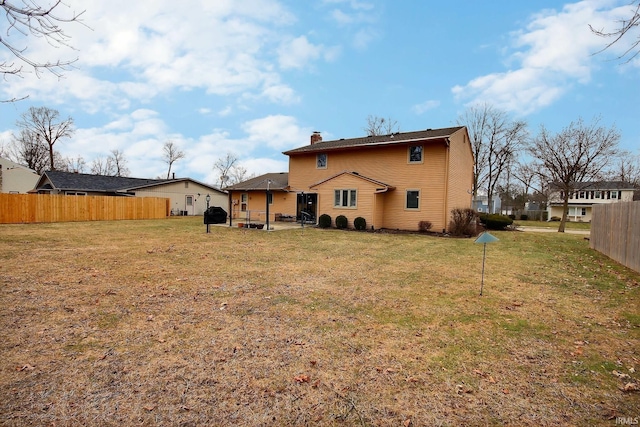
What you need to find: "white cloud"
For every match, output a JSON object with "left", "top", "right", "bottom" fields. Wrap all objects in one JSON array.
[
  {"left": 0, "top": 0, "right": 303, "bottom": 110},
  {"left": 412, "top": 100, "right": 441, "bottom": 115},
  {"left": 452, "top": 0, "right": 637, "bottom": 115},
  {"left": 242, "top": 115, "right": 311, "bottom": 150}
]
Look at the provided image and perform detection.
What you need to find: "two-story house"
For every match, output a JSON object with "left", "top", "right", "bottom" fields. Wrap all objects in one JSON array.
[
  {"left": 227, "top": 126, "right": 474, "bottom": 232},
  {"left": 547, "top": 181, "right": 637, "bottom": 222}
]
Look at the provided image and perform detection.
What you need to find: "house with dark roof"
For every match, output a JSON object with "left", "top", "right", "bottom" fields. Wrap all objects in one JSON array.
[
  {"left": 227, "top": 126, "right": 474, "bottom": 231},
  {"left": 33, "top": 171, "right": 227, "bottom": 216},
  {"left": 547, "top": 181, "right": 638, "bottom": 222}
]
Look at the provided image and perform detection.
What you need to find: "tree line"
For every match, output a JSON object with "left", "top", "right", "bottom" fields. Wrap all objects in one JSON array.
[{"left": 0, "top": 106, "right": 189, "bottom": 180}]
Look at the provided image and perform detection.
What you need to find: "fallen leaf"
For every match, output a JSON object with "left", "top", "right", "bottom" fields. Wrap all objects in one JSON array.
[
  {"left": 502, "top": 388, "right": 509, "bottom": 394},
  {"left": 294, "top": 374, "right": 310, "bottom": 383},
  {"left": 403, "top": 419, "right": 411, "bottom": 427},
  {"left": 622, "top": 383, "right": 639, "bottom": 392},
  {"left": 143, "top": 405, "right": 155, "bottom": 411},
  {"left": 17, "top": 364, "right": 35, "bottom": 372}
]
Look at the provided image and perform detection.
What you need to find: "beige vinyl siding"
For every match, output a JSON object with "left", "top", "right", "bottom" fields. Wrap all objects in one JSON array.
[
  {"left": 135, "top": 182, "right": 226, "bottom": 216},
  {"left": 312, "top": 174, "right": 378, "bottom": 229},
  {"left": 288, "top": 128, "right": 474, "bottom": 232},
  {"left": 444, "top": 128, "right": 474, "bottom": 226},
  {"left": 229, "top": 190, "right": 293, "bottom": 223}
]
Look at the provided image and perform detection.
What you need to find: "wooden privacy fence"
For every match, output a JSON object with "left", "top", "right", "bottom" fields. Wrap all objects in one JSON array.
[
  {"left": 590, "top": 201, "right": 640, "bottom": 273},
  {"left": 0, "top": 194, "right": 170, "bottom": 224}
]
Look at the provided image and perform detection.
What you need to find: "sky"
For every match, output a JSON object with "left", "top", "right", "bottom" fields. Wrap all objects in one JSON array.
[{"left": 1, "top": 0, "right": 639, "bottom": 186}]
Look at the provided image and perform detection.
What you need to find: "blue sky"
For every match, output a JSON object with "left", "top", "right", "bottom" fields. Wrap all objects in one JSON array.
[{"left": 1, "top": 0, "right": 639, "bottom": 184}]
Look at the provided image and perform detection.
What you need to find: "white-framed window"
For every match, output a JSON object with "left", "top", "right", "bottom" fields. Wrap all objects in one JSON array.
[
  {"left": 65, "top": 192, "right": 87, "bottom": 196},
  {"left": 595, "top": 191, "right": 601, "bottom": 199},
  {"left": 241, "top": 193, "right": 248, "bottom": 211},
  {"left": 406, "top": 189, "right": 420, "bottom": 210},
  {"left": 579, "top": 191, "right": 585, "bottom": 199},
  {"left": 316, "top": 153, "right": 327, "bottom": 169},
  {"left": 334, "top": 189, "right": 357, "bottom": 208},
  {"left": 582, "top": 207, "right": 587, "bottom": 216},
  {"left": 611, "top": 190, "right": 618, "bottom": 199},
  {"left": 186, "top": 195, "right": 193, "bottom": 206},
  {"left": 408, "top": 145, "right": 423, "bottom": 163}
]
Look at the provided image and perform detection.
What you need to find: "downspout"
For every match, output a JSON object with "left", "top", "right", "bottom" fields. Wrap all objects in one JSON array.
[
  {"left": 228, "top": 190, "right": 233, "bottom": 227},
  {"left": 442, "top": 138, "right": 451, "bottom": 233}
]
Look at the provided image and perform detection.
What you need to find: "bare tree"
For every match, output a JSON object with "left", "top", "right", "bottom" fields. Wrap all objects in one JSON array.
[
  {"left": 108, "top": 149, "right": 129, "bottom": 177},
  {"left": 90, "top": 156, "right": 115, "bottom": 176},
  {"left": 590, "top": 1, "right": 640, "bottom": 63},
  {"left": 162, "top": 140, "right": 185, "bottom": 179},
  {"left": 527, "top": 117, "right": 620, "bottom": 232},
  {"left": 15, "top": 106, "right": 74, "bottom": 171},
  {"left": 364, "top": 115, "right": 400, "bottom": 136},
  {"left": 603, "top": 150, "right": 640, "bottom": 186},
  {"left": 8, "top": 128, "right": 49, "bottom": 173},
  {"left": 58, "top": 155, "right": 86, "bottom": 173},
  {"left": 1, "top": 1, "right": 85, "bottom": 101},
  {"left": 457, "top": 104, "right": 528, "bottom": 213},
  {"left": 213, "top": 152, "right": 238, "bottom": 189}
]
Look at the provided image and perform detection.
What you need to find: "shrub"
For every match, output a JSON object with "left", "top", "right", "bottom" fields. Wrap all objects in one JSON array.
[
  {"left": 479, "top": 213, "right": 513, "bottom": 230},
  {"left": 318, "top": 214, "right": 332, "bottom": 228},
  {"left": 418, "top": 220, "right": 433, "bottom": 232},
  {"left": 520, "top": 214, "right": 528, "bottom": 221},
  {"left": 508, "top": 214, "right": 516, "bottom": 220},
  {"left": 550, "top": 216, "right": 561, "bottom": 222},
  {"left": 335, "top": 215, "right": 348, "bottom": 229},
  {"left": 354, "top": 217, "right": 367, "bottom": 230},
  {"left": 449, "top": 208, "right": 478, "bottom": 236}
]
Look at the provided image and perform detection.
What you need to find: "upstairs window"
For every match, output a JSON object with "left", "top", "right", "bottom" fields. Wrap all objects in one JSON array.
[
  {"left": 334, "top": 189, "right": 357, "bottom": 208},
  {"left": 408, "top": 146, "right": 423, "bottom": 163},
  {"left": 316, "top": 153, "right": 327, "bottom": 169},
  {"left": 611, "top": 191, "right": 618, "bottom": 199}
]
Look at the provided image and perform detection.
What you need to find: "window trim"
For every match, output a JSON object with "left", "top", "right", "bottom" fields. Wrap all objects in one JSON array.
[
  {"left": 408, "top": 145, "right": 423, "bottom": 164},
  {"left": 405, "top": 189, "right": 420, "bottom": 210},
  {"left": 333, "top": 189, "right": 357, "bottom": 209}
]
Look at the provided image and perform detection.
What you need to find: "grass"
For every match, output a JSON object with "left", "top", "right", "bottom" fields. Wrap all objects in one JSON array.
[{"left": 0, "top": 217, "right": 638, "bottom": 426}]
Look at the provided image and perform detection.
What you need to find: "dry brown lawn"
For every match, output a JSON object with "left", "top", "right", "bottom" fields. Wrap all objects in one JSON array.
[{"left": 0, "top": 218, "right": 638, "bottom": 426}]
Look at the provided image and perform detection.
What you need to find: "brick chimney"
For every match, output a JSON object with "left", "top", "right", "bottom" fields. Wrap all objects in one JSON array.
[{"left": 310, "top": 131, "right": 322, "bottom": 145}]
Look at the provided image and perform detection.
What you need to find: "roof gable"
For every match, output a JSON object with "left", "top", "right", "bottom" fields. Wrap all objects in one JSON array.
[
  {"left": 283, "top": 126, "right": 464, "bottom": 155},
  {"left": 309, "top": 171, "right": 395, "bottom": 193}
]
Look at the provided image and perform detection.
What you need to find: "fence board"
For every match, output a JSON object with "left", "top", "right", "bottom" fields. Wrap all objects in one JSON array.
[
  {"left": 590, "top": 201, "right": 640, "bottom": 273},
  {"left": 0, "top": 194, "right": 169, "bottom": 224}
]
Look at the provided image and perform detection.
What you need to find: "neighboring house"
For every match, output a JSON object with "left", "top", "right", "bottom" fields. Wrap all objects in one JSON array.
[
  {"left": 226, "top": 172, "right": 292, "bottom": 224},
  {"left": 0, "top": 157, "right": 40, "bottom": 194},
  {"left": 547, "top": 181, "right": 637, "bottom": 222},
  {"left": 473, "top": 195, "right": 501, "bottom": 214},
  {"left": 228, "top": 126, "right": 474, "bottom": 232},
  {"left": 33, "top": 170, "right": 227, "bottom": 216}
]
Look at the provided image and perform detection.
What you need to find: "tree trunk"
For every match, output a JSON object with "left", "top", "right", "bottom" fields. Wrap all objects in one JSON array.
[{"left": 558, "top": 195, "right": 569, "bottom": 233}]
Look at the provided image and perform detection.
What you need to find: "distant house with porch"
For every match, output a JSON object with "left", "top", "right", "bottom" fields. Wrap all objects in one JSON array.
[
  {"left": 547, "top": 181, "right": 637, "bottom": 222},
  {"left": 33, "top": 170, "right": 227, "bottom": 216}
]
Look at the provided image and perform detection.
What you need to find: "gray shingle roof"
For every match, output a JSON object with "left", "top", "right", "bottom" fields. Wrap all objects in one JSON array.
[
  {"left": 225, "top": 172, "right": 289, "bottom": 191},
  {"left": 283, "top": 126, "right": 465, "bottom": 155},
  {"left": 40, "top": 171, "right": 166, "bottom": 193}
]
